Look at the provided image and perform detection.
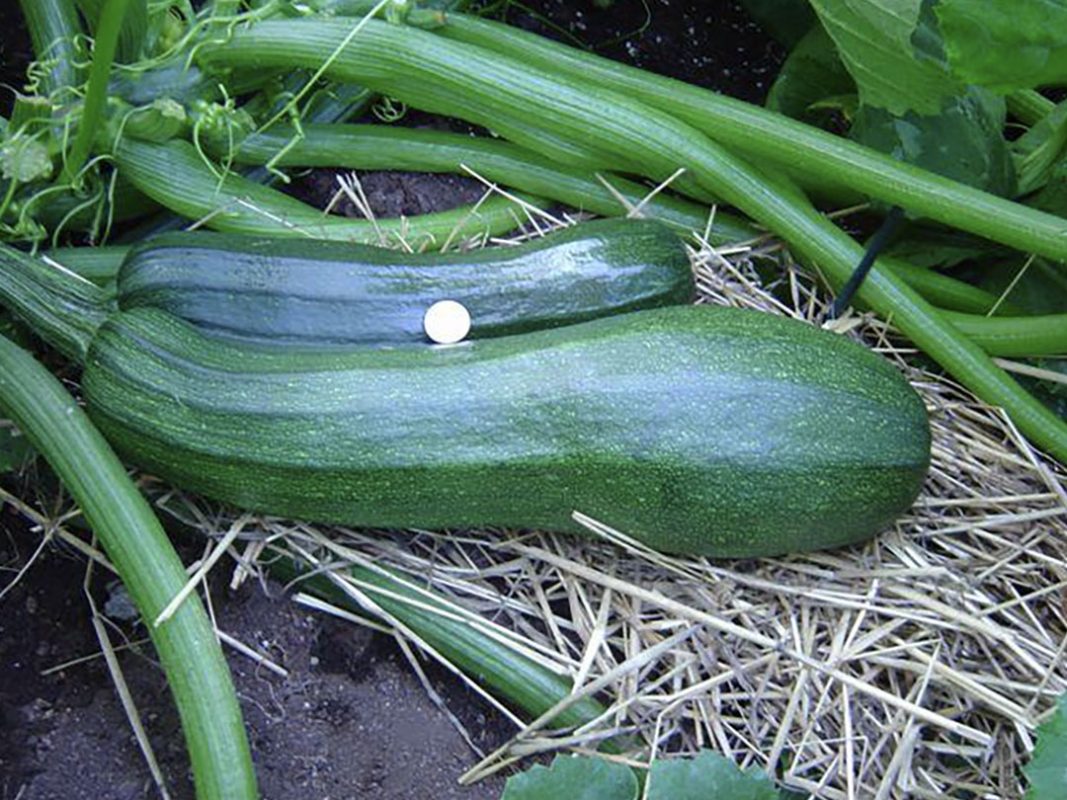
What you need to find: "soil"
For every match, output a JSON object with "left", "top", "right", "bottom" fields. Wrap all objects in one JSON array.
[
  {"left": 0, "top": 2, "right": 785, "bottom": 798},
  {"left": 0, "top": 509, "right": 514, "bottom": 800}
]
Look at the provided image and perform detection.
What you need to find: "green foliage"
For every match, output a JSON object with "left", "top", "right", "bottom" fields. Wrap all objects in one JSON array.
[
  {"left": 1025, "top": 157, "right": 1067, "bottom": 219},
  {"left": 1013, "top": 100, "right": 1067, "bottom": 195},
  {"left": 647, "top": 750, "right": 779, "bottom": 800},
  {"left": 885, "top": 226, "right": 1000, "bottom": 270},
  {"left": 808, "top": 0, "right": 958, "bottom": 116},
  {"left": 0, "top": 424, "right": 35, "bottom": 472},
  {"left": 501, "top": 755, "right": 638, "bottom": 800},
  {"left": 937, "top": 0, "right": 1067, "bottom": 93},
  {"left": 765, "top": 25, "right": 855, "bottom": 125},
  {"left": 850, "top": 88, "right": 1015, "bottom": 196},
  {"left": 978, "top": 258, "right": 1067, "bottom": 317},
  {"left": 1025, "top": 693, "right": 1067, "bottom": 799},
  {"left": 500, "top": 750, "right": 785, "bottom": 800},
  {"left": 736, "top": 0, "right": 817, "bottom": 49},
  {"left": 805, "top": 0, "right": 1016, "bottom": 197}
]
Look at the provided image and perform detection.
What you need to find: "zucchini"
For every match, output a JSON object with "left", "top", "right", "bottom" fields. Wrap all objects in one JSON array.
[
  {"left": 81, "top": 305, "right": 930, "bottom": 557},
  {"left": 116, "top": 220, "right": 695, "bottom": 344}
]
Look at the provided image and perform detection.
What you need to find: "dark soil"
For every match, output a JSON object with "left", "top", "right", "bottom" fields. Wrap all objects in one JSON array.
[
  {"left": 501, "top": 0, "right": 785, "bottom": 104},
  {"left": 0, "top": 2, "right": 784, "bottom": 798},
  {"left": 0, "top": 511, "right": 513, "bottom": 800}
]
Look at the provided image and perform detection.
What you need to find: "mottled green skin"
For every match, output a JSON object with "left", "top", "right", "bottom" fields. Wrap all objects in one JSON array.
[
  {"left": 82, "top": 305, "right": 931, "bottom": 557},
  {"left": 117, "top": 220, "right": 694, "bottom": 345}
]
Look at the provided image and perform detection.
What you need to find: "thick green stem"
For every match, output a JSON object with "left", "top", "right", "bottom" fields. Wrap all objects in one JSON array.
[
  {"left": 45, "top": 244, "right": 130, "bottom": 287},
  {"left": 114, "top": 137, "right": 543, "bottom": 247},
  {"left": 62, "top": 0, "right": 133, "bottom": 184},
  {"left": 1007, "top": 90, "right": 1056, "bottom": 127},
  {"left": 271, "top": 555, "right": 611, "bottom": 732},
  {"left": 944, "top": 311, "right": 1067, "bottom": 358},
  {"left": 18, "top": 0, "right": 84, "bottom": 97},
  {"left": 882, "top": 258, "right": 1000, "bottom": 315},
  {"left": 75, "top": 0, "right": 148, "bottom": 62},
  {"left": 196, "top": 18, "right": 1067, "bottom": 462},
  {"left": 209, "top": 123, "right": 749, "bottom": 240},
  {"left": 421, "top": 11, "right": 1067, "bottom": 265},
  {"left": 0, "top": 335, "right": 257, "bottom": 800},
  {"left": 0, "top": 243, "right": 111, "bottom": 362}
]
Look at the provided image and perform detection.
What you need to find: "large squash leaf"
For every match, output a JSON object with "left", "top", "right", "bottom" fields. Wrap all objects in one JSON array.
[
  {"left": 500, "top": 755, "right": 638, "bottom": 800},
  {"left": 647, "top": 750, "right": 779, "bottom": 800},
  {"left": 937, "top": 0, "right": 1067, "bottom": 93},
  {"left": 1026, "top": 693, "right": 1067, "bottom": 799},
  {"left": 807, "top": 0, "right": 958, "bottom": 115}
]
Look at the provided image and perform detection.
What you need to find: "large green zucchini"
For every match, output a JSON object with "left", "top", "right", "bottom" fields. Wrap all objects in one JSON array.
[
  {"left": 117, "top": 219, "right": 693, "bottom": 344},
  {"left": 81, "top": 304, "right": 930, "bottom": 557}
]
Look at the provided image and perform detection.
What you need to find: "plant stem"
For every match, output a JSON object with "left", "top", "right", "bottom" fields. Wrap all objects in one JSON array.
[
  {"left": 74, "top": 0, "right": 148, "bottom": 62},
  {"left": 44, "top": 244, "right": 130, "bottom": 286},
  {"left": 114, "top": 137, "right": 545, "bottom": 246},
  {"left": 944, "top": 311, "right": 1067, "bottom": 358},
  {"left": 62, "top": 0, "right": 134, "bottom": 184},
  {"left": 0, "top": 242, "right": 111, "bottom": 362},
  {"left": 1007, "top": 90, "right": 1056, "bottom": 127},
  {"left": 420, "top": 10, "right": 1067, "bottom": 266},
  {"left": 270, "top": 555, "right": 613, "bottom": 732},
  {"left": 882, "top": 258, "right": 1000, "bottom": 315},
  {"left": 210, "top": 123, "right": 747, "bottom": 239},
  {"left": 18, "top": 0, "right": 85, "bottom": 97},
  {"left": 0, "top": 334, "right": 257, "bottom": 800}
]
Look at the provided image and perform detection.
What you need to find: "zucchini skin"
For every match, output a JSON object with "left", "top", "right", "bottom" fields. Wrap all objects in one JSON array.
[
  {"left": 116, "top": 220, "right": 695, "bottom": 344},
  {"left": 82, "top": 305, "right": 931, "bottom": 557}
]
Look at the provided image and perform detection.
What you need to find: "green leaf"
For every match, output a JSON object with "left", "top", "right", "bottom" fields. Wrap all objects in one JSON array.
[
  {"left": 1026, "top": 693, "right": 1067, "bottom": 798},
  {"left": 737, "top": 0, "right": 817, "bottom": 49},
  {"left": 1026, "top": 156, "right": 1067, "bottom": 219},
  {"left": 808, "top": 0, "right": 959, "bottom": 115},
  {"left": 501, "top": 755, "right": 638, "bottom": 800},
  {"left": 1013, "top": 100, "right": 1067, "bottom": 195},
  {"left": 766, "top": 25, "right": 856, "bottom": 125},
  {"left": 0, "top": 424, "right": 35, "bottom": 473},
  {"left": 647, "top": 750, "right": 779, "bottom": 800},
  {"left": 885, "top": 227, "right": 1001, "bottom": 269},
  {"left": 850, "top": 87, "right": 1015, "bottom": 196},
  {"left": 978, "top": 258, "right": 1067, "bottom": 317},
  {"left": 937, "top": 0, "right": 1067, "bottom": 93}
]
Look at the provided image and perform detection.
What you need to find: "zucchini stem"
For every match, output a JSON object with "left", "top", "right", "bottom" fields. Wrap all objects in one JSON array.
[
  {"left": 62, "top": 0, "right": 136, "bottom": 184},
  {"left": 114, "top": 137, "right": 546, "bottom": 246},
  {"left": 18, "top": 0, "right": 84, "bottom": 98},
  {"left": 0, "top": 334, "right": 258, "bottom": 800},
  {"left": 0, "top": 242, "right": 111, "bottom": 363},
  {"left": 269, "top": 553, "right": 620, "bottom": 737},
  {"left": 206, "top": 122, "right": 751, "bottom": 241},
  {"left": 423, "top": 10, "right": 1067, "bottom": 266}
]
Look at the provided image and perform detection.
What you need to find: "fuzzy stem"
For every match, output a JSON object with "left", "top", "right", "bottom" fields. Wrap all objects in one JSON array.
[{"left": 0, "top": 335, "right": 258, "bottom": 800}]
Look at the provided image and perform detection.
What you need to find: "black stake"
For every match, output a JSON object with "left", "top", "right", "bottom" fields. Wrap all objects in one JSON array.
[{"left": 829, "top": 205, "right": 906, "bottom": 319}]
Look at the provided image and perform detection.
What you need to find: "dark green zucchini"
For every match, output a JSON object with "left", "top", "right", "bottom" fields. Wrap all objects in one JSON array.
[
  {"left": 82, "top": 304, "right": 930, "bottom": 557},
  {"left": 116, "top": 219, "right": 694, "bottom": 344}
]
